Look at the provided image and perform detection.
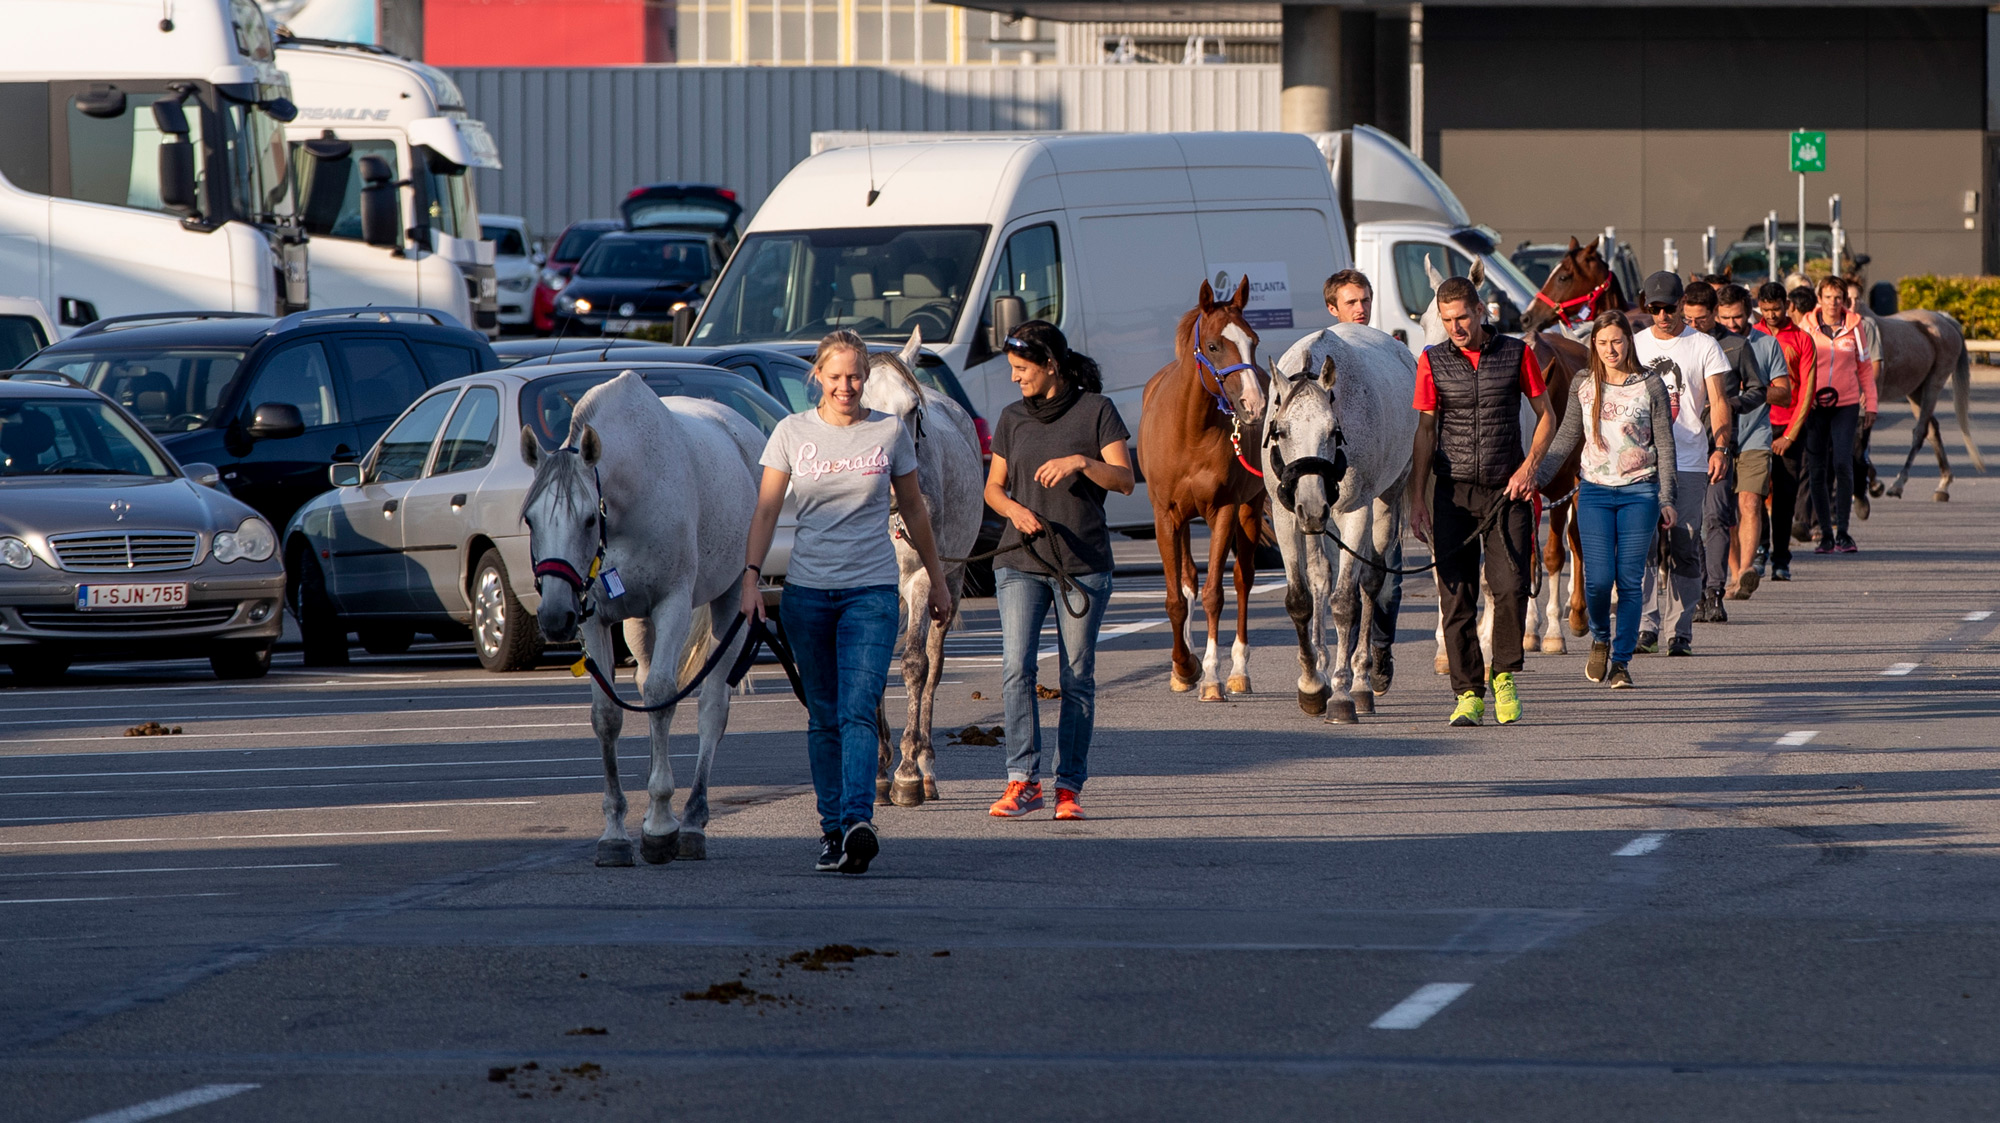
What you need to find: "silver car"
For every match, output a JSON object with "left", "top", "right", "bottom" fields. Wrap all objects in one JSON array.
[
  {"left": 0, "top": 376, "right": 286, "bottom": 682},
  {"left": 283, "top": 361, "right": 795, "bottom": 672}
]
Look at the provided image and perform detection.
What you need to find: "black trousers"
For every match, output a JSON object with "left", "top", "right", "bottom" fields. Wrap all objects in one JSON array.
[
  {"left": 1767, "top": 442, "right": 1805, "bottom": 569},
  {"left": 1804, "top": 403, "right": 1860, "bottom": 542},
  {"left": 1433, "top": 478, "right": 1534, "bottom": 697}
]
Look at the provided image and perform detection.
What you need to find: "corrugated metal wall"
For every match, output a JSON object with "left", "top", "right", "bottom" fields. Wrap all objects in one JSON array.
[{"left": 446, "top": 64, "right": 1281, "bottom": 238}]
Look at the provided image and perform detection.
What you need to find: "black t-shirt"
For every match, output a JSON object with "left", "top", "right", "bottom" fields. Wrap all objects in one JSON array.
[{"left": 991, "top": 392, "right": 1131, "bottom": 575}]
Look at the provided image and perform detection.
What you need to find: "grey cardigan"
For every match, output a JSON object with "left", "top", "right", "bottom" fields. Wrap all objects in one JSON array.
[{"left": 1534, "top": 370, "right": 1677, "bottom": 511}]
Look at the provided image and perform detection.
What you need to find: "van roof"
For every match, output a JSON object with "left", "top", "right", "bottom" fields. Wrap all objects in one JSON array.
[{"left": 753, "top": 132, "right": 1336, "bottom": 234}]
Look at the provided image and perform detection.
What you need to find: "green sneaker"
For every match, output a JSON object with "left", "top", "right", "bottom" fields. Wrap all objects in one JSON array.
[
  {"left": 1493, "top": 672, "right": 1522, "bottom": 724},
  {"left": 1448, "top": 691, "right": 1485, "bottom": 727}
]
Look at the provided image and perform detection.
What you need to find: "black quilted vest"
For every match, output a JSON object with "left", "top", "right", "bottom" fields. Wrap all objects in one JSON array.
[{"left": 1426, "top": 332, "right": 1527, "bottom": 489}]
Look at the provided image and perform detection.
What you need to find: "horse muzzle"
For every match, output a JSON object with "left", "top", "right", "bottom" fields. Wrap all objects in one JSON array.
[{"left": 1270, "top": 448, "right": 1348, "bottom": 523}]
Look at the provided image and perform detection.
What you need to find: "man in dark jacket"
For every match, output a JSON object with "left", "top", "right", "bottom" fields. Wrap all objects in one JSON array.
[{"left": 1409, "top": 276, "right": 1555, "bottom": 726}]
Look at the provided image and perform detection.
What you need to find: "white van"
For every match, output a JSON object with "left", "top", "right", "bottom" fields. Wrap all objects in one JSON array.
[{"left": 690, "top": 132, "right": 1349, "bottom": 529}]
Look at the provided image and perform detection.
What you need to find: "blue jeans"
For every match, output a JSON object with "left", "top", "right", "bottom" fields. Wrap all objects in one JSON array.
[
  {"left": 995, "top": 567, "right": 1113, "bottom": 792},
  {"left": 1576, "top": 480, "right": 1660, "bottom": 663},
  {"left": 781, "top": 583, "right": 899, "bottom": 834}
]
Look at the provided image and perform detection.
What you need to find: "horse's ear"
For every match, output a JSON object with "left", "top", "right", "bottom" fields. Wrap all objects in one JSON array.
[
  {"left": 520, "top": 426, "right": 540, "bottom": 469},
  {"left": 1567, "top": 235, "right": 1580, "bottom": 252},
  {"left": 1470, "top": 258, "right": 1486, "bottom": 288},
  {"left": 1198, "top": 278, "right": 1216, "bottom": 308},
  {"left": 1230, "top": 274, "right": 1251, "bottom": 310},
  {"left": 899, "top": 325, "right": 922, "bottom": 369},
  {"left": 579, "top": 424, "right": 602, "bottom": 466},
  {"left": 1424, "top": 254, "right": 1444, "bottom": 290},
  {"left": 1318, "top": 354, "right": 1338, "bottom": 391}
]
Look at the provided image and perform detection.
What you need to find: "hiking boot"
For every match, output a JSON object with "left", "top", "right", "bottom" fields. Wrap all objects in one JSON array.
[
  {"left": 1771, "top": 566, "right": 1792, "bottom": 582},
  {"left": 1634, "top": 631, "right": 1659, "bottom": 655},
  {"left": 988, "top": 780, "right": 1044, "bottom": 818},
  {"left": 1606, "top": 662, "right": 1635, "bottom": 689},
  {"left": 815, "top": 831, "right": 844, "bottom": 873},
  {"left": 1814, "top": 539, "right": 1836, "bottom": 555},
  {"left": 1585, "top": 641, "right": 1611, "bottom": 683},
  {"left": 1448, "top": 691, "right": 1485, "bottom": 727},
  {"left": 1668, "top": 637, "right": 1693, "bottom": 657},
  {"left": 1492, "top": 672, "right": 1522, "bottom": 724},
  {"left": 1834, "top": 535, "right": 1858, "bottom": 554},
  {"left": 1730, "top": 568, "right": 1760, "bottom": 600},
  {"left": 1054, "top": 788, "right": 1086, "bottom": 820},
  {"left": 838, "top": 821, "right": 879, "bottom": 874}
]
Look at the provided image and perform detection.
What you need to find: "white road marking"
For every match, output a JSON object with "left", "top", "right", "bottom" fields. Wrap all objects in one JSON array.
[
  {"left": 1, "top": 892, "right": 234, "bottom": 906},
  {"left": 1775, "top": 730, "right": 1819, "bottom": 747},
  {"left": 0, "top": 719, "right": 740, "bottom": 747},
  {"left": 67, "top": 1083, "right": 259, "bottom": 1123},
  {"left": 4, "top": 756, "right": 630, "bottom": 783},
  {"left": 1966, "top": 610, "right": 1994, "bottom": 622},
  {"left": 1612, "top": 832, "right": 1667, "bottom": 857},
  {"left": 0, "top": 702, "right": 602, "bottom": 729},
  {"left": 0, "top": 863, "right": 335, "bottom": 879},
  {"left": 1370, "top": 982, "right": 1474, "bottom": 1030},
  {"left": 0, "top": 829, "right": 448, "bottom": 848},
  {"left": 1109, "top": 581, "right": 1284, "bottom": 600},
  {"left": 1881, "top": 662, "right": 1919, "bottom": 676}
]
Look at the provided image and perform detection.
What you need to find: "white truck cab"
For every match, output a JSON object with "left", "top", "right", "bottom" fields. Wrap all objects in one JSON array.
[
  {"left": 277, "top": 38, "right": 499, "bottom": 335},
  {"left": 0, "top": 0, "right": 308, "bottom": 336}
]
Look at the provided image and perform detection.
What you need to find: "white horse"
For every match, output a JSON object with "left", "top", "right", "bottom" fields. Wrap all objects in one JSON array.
[
  {"left": 520, "top": 371, "right": 760, "bottom": 867},
  {"left": 861, "top": 330, "right": 984, "bottom": 807},
  {"left": 1267, "top": 324, "right": 1418, "bottom": 722}
]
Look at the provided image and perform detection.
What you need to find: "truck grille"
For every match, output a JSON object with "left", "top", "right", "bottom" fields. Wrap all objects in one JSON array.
[
  {"left": 49, "top": 531, "right": 202, "bottom": 572},
  {"left": 18, "top": 606, "right": 238, "bottom": 633}
]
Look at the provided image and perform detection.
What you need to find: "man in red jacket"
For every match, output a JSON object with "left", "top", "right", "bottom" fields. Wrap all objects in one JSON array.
[{"left": 1754, "top": 281, "right": 1813, "bottom": 580}]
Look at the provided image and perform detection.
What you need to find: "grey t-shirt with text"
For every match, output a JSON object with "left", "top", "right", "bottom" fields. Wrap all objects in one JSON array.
[{"left": 760, "top": 409, "right": 918, "bottom": 591}]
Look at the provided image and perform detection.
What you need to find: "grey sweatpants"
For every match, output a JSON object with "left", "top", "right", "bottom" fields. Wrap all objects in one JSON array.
[
  {"left": 1641, "top": 469, "right": 1708, "bottom": 643},
  {"left": 1701, "top": 463, "right": 1736, "bottom": 598}
]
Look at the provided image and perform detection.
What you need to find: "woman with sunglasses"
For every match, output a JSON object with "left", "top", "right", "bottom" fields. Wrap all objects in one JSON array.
[{"left": 983, "top": 321, "right": 1134, "bottom": 820}]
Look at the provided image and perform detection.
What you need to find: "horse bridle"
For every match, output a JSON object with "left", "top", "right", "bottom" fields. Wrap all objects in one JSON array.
[
  {"left": 1533, "top": 274, "right": 1612, "bottom": 330},
  {"left": 529, "top": 450, "right": 609, "bottom": 622},
  {"left": 1192, "top": 319, "right": 1266, "bottom": 478},
  {"left": 1265, "top": 372, "right": 1348, "bottom": 515}
]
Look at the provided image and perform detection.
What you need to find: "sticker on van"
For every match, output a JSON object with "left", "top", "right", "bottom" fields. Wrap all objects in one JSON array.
[{"left": 1207, "top": 262, "right": 1293, "bottom": 330}]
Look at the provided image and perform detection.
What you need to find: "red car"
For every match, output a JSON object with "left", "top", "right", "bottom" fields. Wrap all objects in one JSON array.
[{"left": 530, "top": 219, "right": 622, "bottom": 333}]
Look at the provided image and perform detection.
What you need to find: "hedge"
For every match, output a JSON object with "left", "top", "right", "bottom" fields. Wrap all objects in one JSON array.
[{"left": 1898, "top": 275, "right": 2000, "bottom": 340}]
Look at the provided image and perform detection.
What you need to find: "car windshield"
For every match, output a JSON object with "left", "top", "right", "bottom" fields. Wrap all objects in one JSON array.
[
  {"left": 1511, "top": 248, "right": 1563, "bottom": 287},
  {"left": 41, "top": 348, "right": 247, "bottom": 434},
  {"left": 554, "top": 226, "right": 614, "bottom": 264},
  {"left": 578, "top": 239, "right": 710, "bottom": 283},
  {"left": 520, "top": 368, "right": 785, "bottom": 450},
  {"left": 483, "top": 224, "right": 528, "bottom": 256},
  {"left": 0, "top": 396, "right": 174, "bottom": 478},
  {"left": 694, "top": 225, "right": 988, "bottom": 345}
]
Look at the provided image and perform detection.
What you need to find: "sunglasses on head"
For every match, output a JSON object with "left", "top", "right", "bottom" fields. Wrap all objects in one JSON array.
[{"left": 1002, "top": 335, "right": 1049, "bottom": 362}]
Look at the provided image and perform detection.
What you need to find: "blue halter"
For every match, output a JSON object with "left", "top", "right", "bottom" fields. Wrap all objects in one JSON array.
[{"left": 1193, "top": 319, "right": 1259, "bottom": 415}]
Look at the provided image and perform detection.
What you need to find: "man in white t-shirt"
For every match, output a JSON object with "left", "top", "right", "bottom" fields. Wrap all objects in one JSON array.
[{"left": 1630, "top": 272, "right": 1732, "bottom": 656}]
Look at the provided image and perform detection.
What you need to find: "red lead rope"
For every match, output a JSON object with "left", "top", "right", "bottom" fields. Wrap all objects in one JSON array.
[{"left": 1534, "top": 277, "right": 1612, "bottom": 328}]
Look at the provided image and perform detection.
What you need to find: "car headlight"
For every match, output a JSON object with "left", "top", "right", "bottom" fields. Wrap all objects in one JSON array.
[
  {"left": 212, "top": 517, "right": 276, "bottom": 563},
  {"left": 567, "top": 297, "right": 592, "bottom": 315},
  {"left": 501, "top": 274, "right": 533, "bottom": 292},
  {"left": 540, "top": 270, "right": 568, "bottom": 293},
  {"left": 0, "top": 537, "right": 31, "bottom": 569}
]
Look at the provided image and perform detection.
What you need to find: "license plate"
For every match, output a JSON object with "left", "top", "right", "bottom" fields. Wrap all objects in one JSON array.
[
  {"left": 76, "top": 583, "right": 189, "bottom": 610},
  {"left": 604, "top": 318, "right": 658, "bottom": 334}
]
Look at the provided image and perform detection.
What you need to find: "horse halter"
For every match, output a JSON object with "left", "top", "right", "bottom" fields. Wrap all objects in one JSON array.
[
  {"left": 1534, "top": 275, "right": 1612, "bottom": 329},
  {"left": 1265, "top": 375, "right": 1347, "bottom": 515},
  {"left": 1191, "top": 319, "right": 1266, "bottom": 478},
  {"left": 529, "top": 451, "right": 609, "bottom": 622}
]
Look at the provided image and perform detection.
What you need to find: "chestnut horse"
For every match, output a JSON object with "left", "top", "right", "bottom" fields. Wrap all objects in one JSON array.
[
  {"left": 1139, "top": 279, "right": 1270, "bottom": 701},
  {"left": 1519, "top": 236, "right": 1631, "bottom": 337}
]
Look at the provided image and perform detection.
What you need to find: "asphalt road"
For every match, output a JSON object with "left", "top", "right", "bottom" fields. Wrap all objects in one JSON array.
[{"left": 3, "top": 383, "right": 1998, "bottom": 1122}]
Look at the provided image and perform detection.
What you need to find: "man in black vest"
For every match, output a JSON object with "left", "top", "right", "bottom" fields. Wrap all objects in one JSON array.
[{"left": 1408, "top": 276, "right": 1555, "bottom": 726}]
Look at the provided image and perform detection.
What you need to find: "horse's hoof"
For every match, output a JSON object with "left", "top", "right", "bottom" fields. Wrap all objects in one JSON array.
[
  {"left": 875, "top": 777, "right": 893, "bottom": 806},
  {"left": 1325, "top": 699, "right": 1359, "bottom": 724},
  {"left": 1198, "top": 683, "right": 1226, "bottom": 702},
  {"left": 1352, "top": 689, "right": 1375, "bottom": 715},
  {"left": 676, "top": 832, "right": 708, "bottom": 860},
  {"left": 1170, "top": 673, "right": 1196, "bottom": 693},
  {"left": 1569, "top": 619, "right": 1589, "bottom": 638},
  {"left": 1297, "top": 686, "right": 1330, "bottom": 716},
  {"left": 1370, "top": 649, "right": 1394, "bottom": 695},
  {"left": 1934, "top": 491, "right": 1950, "bottom": 502},
  {"left": 1886, "top": 484, "right": 1905, "bottom": 499},
  {"left": 1433, "top": 652, "right": 1450, "bottom": 675},
  {"left": 1226, "top": 675, "right": 1252, "bottom": 695},
  {"left": 1541, "top": 636, "right": 1566, "bottom": 655},
  {"left": 890, "top": 777, "right": 925, "bottom": 807},
  {"left": 595, "top": 839, "right": 635, "bottom": 867},
  {"left": 1868, "top": 479, "right": 1885, "bottom": 498},
  {"left": 639, "top": 830, "right": 679, "bottom": 865}
]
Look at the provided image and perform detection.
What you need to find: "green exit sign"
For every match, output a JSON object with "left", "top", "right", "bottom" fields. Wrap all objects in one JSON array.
[{"left": 1790, "top": 130, "right": 1827, "bottom": 173}]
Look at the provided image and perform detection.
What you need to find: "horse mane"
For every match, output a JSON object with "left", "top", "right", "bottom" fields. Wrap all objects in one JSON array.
[
  {"left": 519, "top": 371, "right": 645, "bottom": 518},
  {"left": 1173, "top": 306, "right": 1203, "bottom": 357}
]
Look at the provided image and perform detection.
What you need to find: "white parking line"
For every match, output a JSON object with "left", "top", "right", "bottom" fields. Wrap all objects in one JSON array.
[
  {"left": 1966, "top": 610, "right": 1994, "bottom": 622},
  {"left": 1612, "top": 832, "right": 1667, "bottom": 857},
  {"left": 1369, "top": 983, "right": 1474, "bottom": 1030},
  {"left": 67, "top": 1083, "right": 259, "bottom": 1123},
  {"left": 0, "top": 829, "right": 448, "bottom": 848},
  {"left": 1, "top": 892, "right": 234, "bottom": 906},
  {"left": 2, "top": 755, "right": 625, "bottom": 783},
  {"left": 0, "top": 863, "right": 335, "bottom": 879},
  {"left": 1775, "top": 730, "right": 1819, "bottom": 747},
  {"left": 1882, "top": 662, "right": 1919, "bottom": 676}
]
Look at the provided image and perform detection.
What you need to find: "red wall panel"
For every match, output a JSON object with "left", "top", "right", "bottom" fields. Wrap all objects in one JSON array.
[{"left": 426, "top": 0, "right": 655, "bottom": 66}]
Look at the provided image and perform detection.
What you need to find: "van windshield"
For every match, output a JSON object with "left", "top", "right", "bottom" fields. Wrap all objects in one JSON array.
[
  {"left": 694, "top": 226, "right": 987, "bottom": 346},
  {"left": 40, "top": 349, "right": 248, "bottom": 434}
]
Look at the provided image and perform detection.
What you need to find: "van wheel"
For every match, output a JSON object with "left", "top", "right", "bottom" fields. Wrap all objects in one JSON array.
[
  {"left": 289, "top": 548, "right": 349, "bottom": 666},
  {"left": 359, "top": 625, "right": 415, "bottom": 656},
  {"left": 473, "top": 549, "right": 543, "bottom": 672},
  {"left": 211, "top": 641, "right": 273, "bottom": 680},
  {"left": 7, "top": 655, "right": 70, "bottom": 684}
]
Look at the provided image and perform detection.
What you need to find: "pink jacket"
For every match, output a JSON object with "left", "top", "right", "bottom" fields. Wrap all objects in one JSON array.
[{"left": 1800, "top": 310, "right": 1879, "bottom": 413}]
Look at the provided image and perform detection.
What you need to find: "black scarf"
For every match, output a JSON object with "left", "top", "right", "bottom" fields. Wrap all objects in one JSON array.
[{"left": 1022, "top": 380, "right": 1083, "bottom": 424}]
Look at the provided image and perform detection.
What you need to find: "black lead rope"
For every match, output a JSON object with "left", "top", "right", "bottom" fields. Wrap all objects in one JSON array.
[
  {"left": 1308, "top": 487, "right": 1578, "bottom": 579},
  {"left": 940, "top": 515, "right": 1092, "bottom": 619},
  {"left": 575, "top": 611, "right": 807, "bottom": 713}
]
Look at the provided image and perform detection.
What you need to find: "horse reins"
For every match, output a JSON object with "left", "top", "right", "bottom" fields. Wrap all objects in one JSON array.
[
  {"left": 940, "top": 517, "right": 1094, "bottom": 619},
  {"left": 1534, "top": 276, "right": 1612, "bottom": 330},
  {"left": 1192, "top": 321, "right": 1266, "bottom": 478},
  {"left": 1307, "top": 484, "right": 1580, "bottom": 578},
  {"left": 530, "top": 454, "right": 609, "bottom": 622}
]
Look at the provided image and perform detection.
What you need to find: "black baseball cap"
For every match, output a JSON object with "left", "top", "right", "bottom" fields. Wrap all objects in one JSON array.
[{"left": 1641, "top": 271, "right": 1684, "bottom": 309}]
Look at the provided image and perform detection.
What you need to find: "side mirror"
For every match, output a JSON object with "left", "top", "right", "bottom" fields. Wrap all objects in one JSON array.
[
  {"left": 672, "top": 303, "right": 698, "bottom": 343},
  {"left": 157, "top": 138, "right": 197, "bottom": 214},
  {"left": 151, "top": 98, "right": 189, "bottom": 135},
  {"left": 262, "top": 97, "right": 298, "bottom": 124},
  {"left": 357, "top": 155, "right": 400, "bottom": 249},
  {"left": 181, "top": 461, "right": 221, "bottom": 488},
  {"left": 328, "top": 462, "right": 364, "bottom": 488},
  {"left": 76, "top": 85, "right": 127, "bottom": 118},
  {"left": 989, "top": 295, "right": 1026, "bottom": 350},
  {"left": 246, "top": 401, "right": 305, "bottom": 441},
  {"left": 530, "top": 242, "right": 547, "bottom": 266}
]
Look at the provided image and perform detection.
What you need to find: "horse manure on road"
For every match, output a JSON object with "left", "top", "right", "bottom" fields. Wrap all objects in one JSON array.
[
  {"left": 788, "top": 944, "right": 882, "bottom": 971},
  {"left": 1035, "top": 685, "right": 1062, "bottom": 700},
  {"left": 681, "top": 979, "right": 800, "bottom": 1006},
  {"left": 124, "top": 721, "right": 182, "bottom": 736},
  {"left": 562, "top": 1026, "right": 608, "bottom": 1036},
  {"left": 969, "top": 691, "right": 983, "bottom": 700},
  {"left": 950, "top": 725, "right": 1003, "bottom": 746}
]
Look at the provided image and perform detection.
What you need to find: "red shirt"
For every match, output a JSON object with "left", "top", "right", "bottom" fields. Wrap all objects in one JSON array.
[
  {"left": 1412, "top": 339, "right": 1547, "bottom": 411},
  {"left": 1755, "top": 319, "right": 1816, "bottom": 428}
]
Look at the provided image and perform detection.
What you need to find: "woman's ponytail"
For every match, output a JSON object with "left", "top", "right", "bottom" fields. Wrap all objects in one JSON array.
[{"left": 1062, "top": 351, "right": 1103, "bottom": 394}]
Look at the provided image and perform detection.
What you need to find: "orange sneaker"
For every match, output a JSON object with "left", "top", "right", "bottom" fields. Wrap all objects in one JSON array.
[
  {"left": 987, "top": 781, "right": 1044, "bottom": 817},
  {"left": 1054, "top": 789, "right": 1086, "bottom": 820}
]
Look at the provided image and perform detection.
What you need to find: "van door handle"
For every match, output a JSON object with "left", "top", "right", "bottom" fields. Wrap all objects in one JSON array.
[
  {"left": 382, "top": 499, "right": 399, "bottom": 517},
  {"left": 450, "top": 493, "right": 467, "bottom": 508}
]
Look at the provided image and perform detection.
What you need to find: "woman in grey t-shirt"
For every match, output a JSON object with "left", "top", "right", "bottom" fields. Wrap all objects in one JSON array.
[{"left": 742, "top": 330, "right": 952, "bottom": 875}]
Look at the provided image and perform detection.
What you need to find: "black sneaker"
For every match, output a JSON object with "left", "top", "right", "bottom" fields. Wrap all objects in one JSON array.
[
  {"left": 1834, "top": 535, "right": 1858, "bottom": 554},
  {"left": 1606, "top": 662, "right": 1635, "bottom": 689},
  {"left": 815, "top": 831, "right": 843, "bottom": 873},
  {"left": 1585, "top": 641, "right": 1610, "bottom": 683},
  {"left": 1668, "top": 637, "right": 1693, "bottom": 657},
  {"left": 1772, "top": 566, "right": 1792, "bottom": 581},
  {"left": 838, "top": 821, "right": 879, "bottom": 875},
  {"left": 1693, "top": 595, "right": 1717, "bottom": 623},
  {"left": 1634, "top": 631, "right": 1659, "bottom": 655}
]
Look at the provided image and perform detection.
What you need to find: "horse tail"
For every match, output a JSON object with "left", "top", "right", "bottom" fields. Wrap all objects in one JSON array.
[{"left": 1954, "top": 332, "right": 1987, "bottom": 472}]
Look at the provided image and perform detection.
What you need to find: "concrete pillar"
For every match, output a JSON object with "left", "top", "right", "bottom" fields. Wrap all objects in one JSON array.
[
  {"left": 379, "top": 0, "right": 424, "bottom": 59},
  {"left": 1281, "top": 5, "right": 1341, "bottom": 134}
]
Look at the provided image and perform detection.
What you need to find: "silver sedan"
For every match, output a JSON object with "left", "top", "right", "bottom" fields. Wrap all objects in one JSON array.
[{"left": 283, "top": 361, "right": 795, "bottom": 671}]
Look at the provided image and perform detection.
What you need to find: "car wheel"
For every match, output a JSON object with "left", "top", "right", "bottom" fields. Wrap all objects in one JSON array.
[
  {"left": 358, "top": 625, "right": 415, "bottom": 656},
  {"left": 210, "top": 641, "right": 273, "bottom": 680},
  {"left": 289, "top": 547, "right": 349, "bottom": 666},
  {"left": 473, "top": 548, "right": 543, "bottom": 672},
  {"left": 7, "top": 654, "right": 70, "bottom": 684}
]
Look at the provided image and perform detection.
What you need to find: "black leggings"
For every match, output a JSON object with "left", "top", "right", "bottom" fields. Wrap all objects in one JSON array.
[{"left": 1804, "top": 403, "right": 1860, "bottom": 542}]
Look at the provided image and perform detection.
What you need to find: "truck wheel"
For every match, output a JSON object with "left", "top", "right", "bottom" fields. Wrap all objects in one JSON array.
[
  {"left": 289, "top": 547, "right": 349, "bottom": 666},
  {"left": 210, "top": 641, "right": 273, "bottom": 680},
  {"left": 358, "top": 625, "right": 415, "bottom": 656},
  {"left": 472, "top": 549, "right": 543, "bottom": 672}
]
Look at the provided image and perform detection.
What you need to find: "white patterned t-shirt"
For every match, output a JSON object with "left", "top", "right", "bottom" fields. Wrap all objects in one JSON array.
[{"left": 1577, "top": 376, "right": 1659, "bottom": 488}]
